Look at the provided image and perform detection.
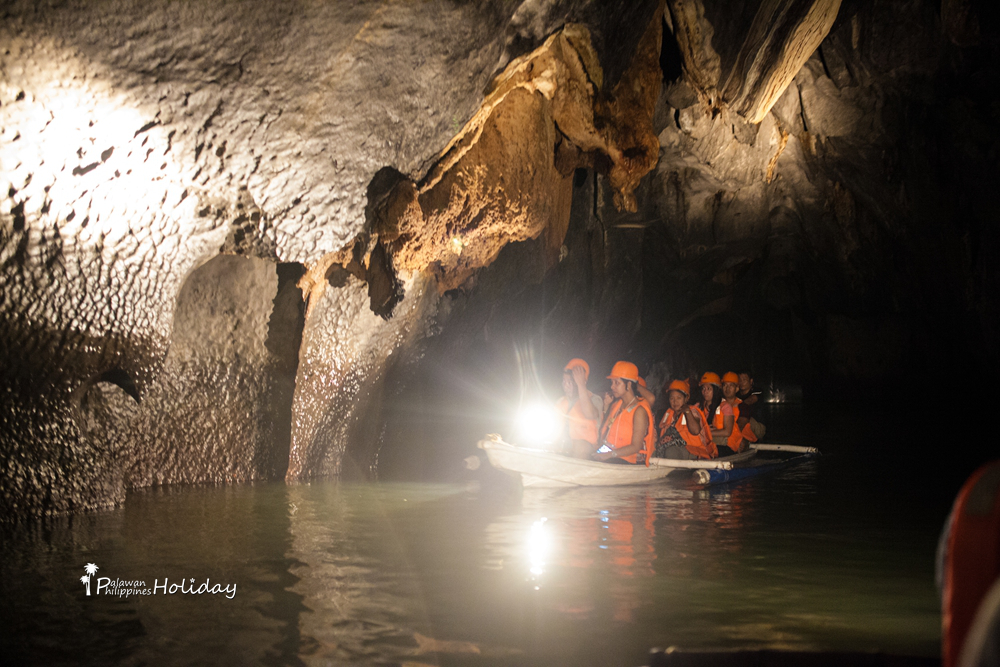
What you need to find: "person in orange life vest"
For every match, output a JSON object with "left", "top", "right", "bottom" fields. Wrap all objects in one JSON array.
[
  {"left": 594, "top": 361, "right": 655, "bottom": 465},
  {"left": 554, "top": 358, "right": 603, "bottom": 459},
  {"left": 695, "top": 371, "right": 723, "bottom": 437},
  {"left": 712, "top": 371, "right": 746, "bottom": 455},
  {"left": 655, "top": 379, "right": 717, "bottom": 460},
  {"left": 736, "top": 371, "right": 766, "bottom": 441}
]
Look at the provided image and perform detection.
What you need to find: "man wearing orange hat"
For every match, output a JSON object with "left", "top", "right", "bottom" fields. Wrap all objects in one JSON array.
[
  {"left": 655, "top": 379, "right": 717, "bottom": 460},
  {"left": 555, "top": 359, "right": 603, "bottom": 459},
  {"left": 594, "top": 361, "right": 655, "bottom": 465},
  {"left": 736, "top": 371, "right": 766, "bottom": 441}
]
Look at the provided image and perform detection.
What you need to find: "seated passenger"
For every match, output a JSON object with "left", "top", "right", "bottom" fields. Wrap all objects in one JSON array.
[
  {"left": 736, "top": 371, "right": 766, "bottom": 442},
  {"left": 713, "top": 371, "right": 746, "bottom": 455},
  {"left": 593, "top": 361, "right": 655, "bottom": 465},
  {"left": 695, "top": 371, "right": 723, "bottom": 436},
  {"left": 554, "top": 358, "right": 603, "bottom": 459},
  {"left": 655, "top": 380, "right": 717, "bottom": 460}
]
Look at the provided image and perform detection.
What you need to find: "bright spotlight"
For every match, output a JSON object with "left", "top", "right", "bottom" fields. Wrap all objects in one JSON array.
[{"left": 516, "top": 403, "right": 562, "bottom": 446}]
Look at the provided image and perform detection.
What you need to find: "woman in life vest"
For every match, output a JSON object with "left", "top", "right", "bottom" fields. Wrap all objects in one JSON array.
[
  {"left": 655, "top": 379, "right": 717, "bottom": 460},
  {"left": 695, "top": 372, "right": 724, "bottom": 439},
  {"left": 554, "top": 358, "right": 602, "bottom": 459},
  {"left": 713, "top": 371, "right": 746, "bottom": 455},
  {"left": 594, "top": 361, "right": 655, "bottom": 465}
]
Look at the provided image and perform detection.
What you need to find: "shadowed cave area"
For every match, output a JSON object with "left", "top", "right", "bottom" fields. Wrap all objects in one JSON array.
[{"left": 2, "top": 0, "right": 1000, "bottom": 519}]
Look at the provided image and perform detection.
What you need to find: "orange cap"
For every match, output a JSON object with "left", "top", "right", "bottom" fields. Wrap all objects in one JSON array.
[
  {"left": 722, "top": 372, "right": 739, "bottom": 384},
  {"left": 667, "top": 379, "right": 690, "bottom": 396},
  {"left": 564, "top": 358, "right": 590, "bottom": 381},
  {"left": 638, "top": 377, "right": 647, "bottom": 388},
  {"left": 700, "top": 372, "right": 721, "bottom": 386},
  {"left": 607, "top": 361, "right": 640, "bottom": 383}
]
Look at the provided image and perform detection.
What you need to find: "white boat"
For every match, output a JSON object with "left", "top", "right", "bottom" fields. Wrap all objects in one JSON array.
[{"left": 477, "top": 435, "right": 755, "bottom": 488}]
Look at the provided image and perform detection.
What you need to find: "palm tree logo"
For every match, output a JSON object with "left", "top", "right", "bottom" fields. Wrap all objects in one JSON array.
[{"left": 81, "top": 563, "right": 99, "bottom": 596}]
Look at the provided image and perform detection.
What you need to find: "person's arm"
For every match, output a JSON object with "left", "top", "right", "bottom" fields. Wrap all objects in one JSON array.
[
  {"left": 637, "top": 381, "right": 656, "bottom": 408},
  {"left": 719, "top": 414, "right": 734, "bottom": 436},
  {"left": 572, "top": 365, "right": 597, "bottom": 420},
  {"left": 683, "top": 406, "right": 702, "bottom": 435},
  {"left": 591, "top": 393, "right": 605, "bottom": 422}
]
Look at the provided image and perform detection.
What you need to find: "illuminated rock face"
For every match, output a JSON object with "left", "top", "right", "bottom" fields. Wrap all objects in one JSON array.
[{"left": 0, "top": 0, "right": 663, "bottom": 515}]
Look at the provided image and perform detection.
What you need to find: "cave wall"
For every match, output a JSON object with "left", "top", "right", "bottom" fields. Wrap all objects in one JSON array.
[
  {"left": 122, "top": 254, "right": 303, "bottom": 487},
  {"left": 0, "top": 0, "right": 521, "bottom": 516},
  {"left": 0, "top": 0, "right": 663, "bottom": 517},
  {"left": 636, "top": 0, "right": 1000, "bottom": 385}
]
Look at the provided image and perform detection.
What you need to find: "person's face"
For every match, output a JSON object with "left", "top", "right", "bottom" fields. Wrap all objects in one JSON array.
[
  {"left": 562, "top": 372, "right": 575, "bottom": 397},
  {"left": 738, "top": 373, "right": 752, "bottom": 394},
  {"left": 701, "top": 383, "right": 714, "bottom": 402},
  {"left": 668, "top": 390, "right": 686, "bottom": 412},
  {"left": 610, "top": 377, "right": 627, "bottom": 398},
  {"left": 723, "top": 382, "right": 738, "bottom": 399}
]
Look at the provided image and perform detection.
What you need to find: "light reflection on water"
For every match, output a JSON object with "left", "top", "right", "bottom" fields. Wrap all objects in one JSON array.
[{"left": 0, "top": 459, "right": 942, "bottom": 666}]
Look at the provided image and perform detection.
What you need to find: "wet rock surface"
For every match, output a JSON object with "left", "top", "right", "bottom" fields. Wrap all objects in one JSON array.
[{"left": 2, "top": 0, "right": 999, "bottom": 516}]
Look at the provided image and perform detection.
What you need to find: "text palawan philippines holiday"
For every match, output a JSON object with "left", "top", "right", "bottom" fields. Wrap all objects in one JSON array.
[
  {"left": 94, "top": 576, "right": 237, "bottom": 599},
  {"left": 80, "top": 563, "right": 237, "bottom": 599}
]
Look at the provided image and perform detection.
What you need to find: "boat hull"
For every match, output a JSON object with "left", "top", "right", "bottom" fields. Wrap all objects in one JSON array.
[
  {"left": 477, "top": 438, "right": 746, "bottom": 488},
  {"left": 694, "top": 444, "right": 820, "bottom": 485}
]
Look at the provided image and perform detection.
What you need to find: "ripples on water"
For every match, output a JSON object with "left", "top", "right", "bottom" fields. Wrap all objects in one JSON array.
[{"left": 1, "top": 407, "right": 949, "bottom": 666}]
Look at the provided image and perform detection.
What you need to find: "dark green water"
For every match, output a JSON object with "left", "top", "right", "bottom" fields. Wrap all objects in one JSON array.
[{"left": 1, "top": 404, "right": 968, "bottom": 666}]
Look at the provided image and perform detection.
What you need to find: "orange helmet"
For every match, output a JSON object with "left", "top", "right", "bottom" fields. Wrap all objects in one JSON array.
[
  {"left": 700, "top": 372, "right": 721, "bottom": 387},
  {"left": 564, "top": 358, "right": 590, "bottom": 381},
  {"left": 722, "top": 372, "right": 739, "bottom": 385},
  {"left": 607, "top": 361, "right": 640, "bottom": 383},
  {"left": 638, "top": 377, "right": 647, "bottom": 388},
  {"left": 667, "top": 379, "right": 690, "bottom": 396}
]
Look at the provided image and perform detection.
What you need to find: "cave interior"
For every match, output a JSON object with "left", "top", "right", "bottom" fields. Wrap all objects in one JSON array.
[{"left": 2, "top": 0, "right": 1000, "bottom": 518}]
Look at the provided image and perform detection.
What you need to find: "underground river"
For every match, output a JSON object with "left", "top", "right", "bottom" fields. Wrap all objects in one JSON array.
[{"left": 1, "top": 403, "right": 958, "bottom": 665}]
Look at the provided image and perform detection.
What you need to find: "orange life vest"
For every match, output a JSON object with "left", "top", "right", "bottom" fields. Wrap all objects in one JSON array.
[
  {"left": 943, "top": 461, "right": 1000, "bottom": 667},
  {"left": 600, "top": 397, "right": 655, "bottom": 466},
  {"left": 555, "top": 395, "right": 598, "bottom": 445},
  {"left": 659, "top": 406, "right": 717, "bottom": 459},
  {"left": 712, "top": 399, "right": 744, "bottom": 451}
]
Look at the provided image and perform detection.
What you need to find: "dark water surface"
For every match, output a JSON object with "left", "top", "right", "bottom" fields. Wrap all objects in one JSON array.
[{"left": 1, "top": 404, "right": 967, "bottom": 666}]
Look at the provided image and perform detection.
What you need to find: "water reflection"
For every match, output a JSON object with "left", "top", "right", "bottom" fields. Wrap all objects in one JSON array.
[
  {"left": 0, "top": 483, "right": 307, "bottom": 666},
  {"left": 527, "top": 517, "right": 551, "bottom": 578},
  {"left": 0, "top": 463, "right": 939, "bottom": 666}
]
